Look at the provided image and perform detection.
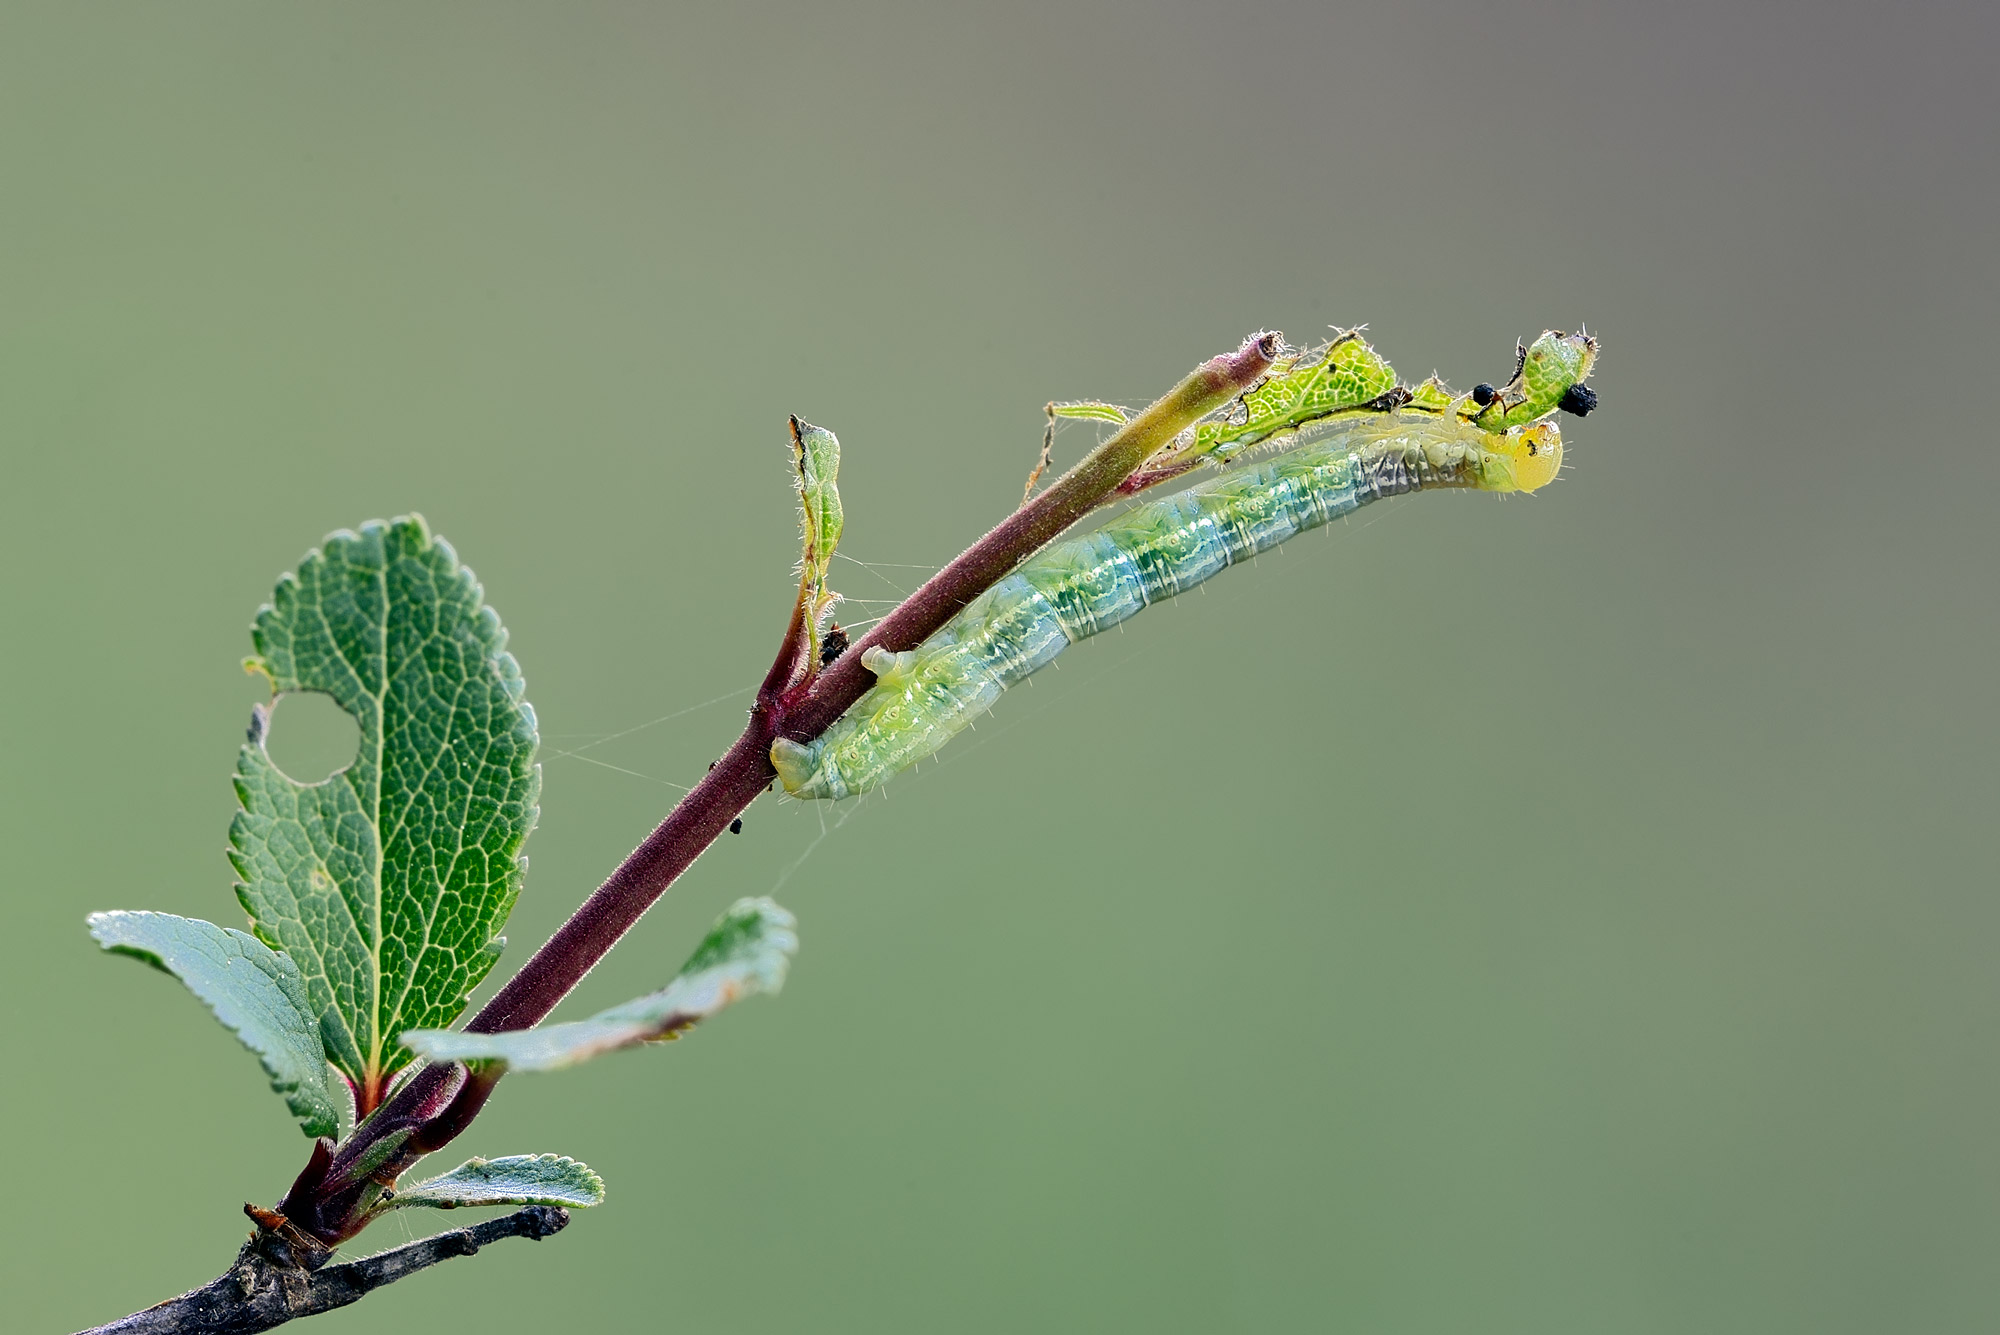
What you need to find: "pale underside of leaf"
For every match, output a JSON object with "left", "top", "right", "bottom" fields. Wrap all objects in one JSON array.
[
  {"left": 403, "top": 898, "right": 797, "bottom": 1072},
  {"left": 88, "top": 910, "right": 339, "bottom": 1138},
  {"left": 228, "top": 514, "right": 541, "bottom": 1102},
  {"left": 386, "top": 1154, "right": 605, "bottom": 1211}
]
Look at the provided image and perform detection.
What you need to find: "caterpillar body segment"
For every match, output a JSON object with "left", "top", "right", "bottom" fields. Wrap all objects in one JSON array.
[{"left": 770, "top": 413, "right": 1563, "bottom": 800}]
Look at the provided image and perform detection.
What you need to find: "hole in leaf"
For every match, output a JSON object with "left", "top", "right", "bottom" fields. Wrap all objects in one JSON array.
[{"left": 265, "top": 691, "right": 362, "bottom": 785}]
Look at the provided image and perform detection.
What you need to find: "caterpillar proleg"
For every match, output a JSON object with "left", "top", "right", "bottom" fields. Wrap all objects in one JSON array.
[{"left": 772, "top": 395, "right": 1577, "bottom": 800}]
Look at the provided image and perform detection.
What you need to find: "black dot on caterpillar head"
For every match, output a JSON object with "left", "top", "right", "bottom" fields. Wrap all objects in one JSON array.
[
  {"left": 1525, "top": 439, "right": 1539, "bottom": 456},
  {"left": 1558, "top": 383, "right": 1598, "bottom": 417},
  {"left": 729, "top": 818, "right": 743, "bottom": 835},
  {"left": 820, "top": 623, "right": 850, "bottom": 667},
  {"left": 1471, "top": 383, "right": 1498, "bottom": 406}
]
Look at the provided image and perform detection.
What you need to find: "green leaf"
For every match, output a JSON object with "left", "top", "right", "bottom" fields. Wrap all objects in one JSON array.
[
  {"left": 1191, "top": 328, "right": 1402, "bottom": 462},
  {"left": 1049, "top": 400, "right": 1133, "bottom": 425},
  {"left": 87, "top": 910, "right": 339, "bottom": 1137},
  {"left": 404, "top": 898, "right": 797, "bottom": 1072},
  {"left": 386, "top": 1154, "right": 605, "bottom": 1212},
  {"left": 229, "top": 515, "right": 540, "bottom": 1107},
  {"left": 790, "top": 418, "right": 843, "bottom": 671},
  {"left": 792, "top": 417, "right": 843, "bottom": 589}
]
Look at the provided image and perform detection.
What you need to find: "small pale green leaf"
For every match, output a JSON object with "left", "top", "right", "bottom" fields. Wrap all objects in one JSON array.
[
  {"left": 790, "top": 419, "right": 844, "bottom": 670},
  {"left": 229, "top": 515, "right": 541, "bottom": 1103},
  {"left": 792, "top": 417, "right": 843, "bottom": 586},
  {"left": 387, "top": 1154, "right": 605, "bottom": 1211},
  {"left": 1049, "top": 400, "right": 1132, "bottom": 425},
  {"left": 404, "top": 898, "right": 797, "bottom": 1072},
  {"left": 88, "top": 911, "right": 339, "bottom": 1137}
]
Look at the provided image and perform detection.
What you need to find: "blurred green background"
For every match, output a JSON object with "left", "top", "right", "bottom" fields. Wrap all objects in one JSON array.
[{"left": 4, "top": 2, "right": 1994, "bottom": 1331}]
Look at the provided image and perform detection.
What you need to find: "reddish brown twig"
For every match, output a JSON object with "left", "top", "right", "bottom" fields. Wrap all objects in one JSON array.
[{"left": 89, "top": 333, "right": 1278, "bottom": 1335}]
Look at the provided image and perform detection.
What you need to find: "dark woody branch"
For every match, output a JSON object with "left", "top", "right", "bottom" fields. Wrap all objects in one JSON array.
[{"left": 77, "top": 1207, "right": 570, "bottom": 1335}]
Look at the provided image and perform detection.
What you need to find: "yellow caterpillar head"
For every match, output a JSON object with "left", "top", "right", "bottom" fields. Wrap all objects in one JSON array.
[{"left": 1478, "top": 420, "right": 1564, "bottom": 493}]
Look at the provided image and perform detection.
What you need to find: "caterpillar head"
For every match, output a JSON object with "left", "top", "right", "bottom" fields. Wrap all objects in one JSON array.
[
  {"left": 1476, "top": 329, "right": 1599, "bottom": 429},
  {"left": 1478, "top": 420, "right": 1564, "bottom": 493}
]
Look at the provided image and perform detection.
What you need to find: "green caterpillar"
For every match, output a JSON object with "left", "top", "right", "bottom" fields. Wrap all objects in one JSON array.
[
  {"left": 771, "top": 330, "right": 1596, "bottom": 800},
  {"left": 1061, "top": 326, "right": 1596, "bottom": 489}
]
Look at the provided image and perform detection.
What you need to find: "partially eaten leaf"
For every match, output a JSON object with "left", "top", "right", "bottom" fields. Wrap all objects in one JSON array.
[
  {"left": 386, "top": 1154, "right": 605, "bottom": 1211},
  {"left": 1180, "top": 329, "right": 1402, "bottom": 467},
  {"left": 87, "top": 911, "right": 339, "bottom": 1137},
  {"left": 229, "top": 515, "right": 541, "bottom": 1112},
  {"left": 1084, "top": 330, "right": 1412, "bottom": 488},
  {"left": 403, "top": 898, "right": 797, "bottom": 1072}
]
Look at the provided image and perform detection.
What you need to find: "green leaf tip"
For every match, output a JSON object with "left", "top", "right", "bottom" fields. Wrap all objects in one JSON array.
[
  {"left": 228, "top": 514, "right": 541, "bottom": 1111},
  {"left": 87, "top": 911, "right": 339, "bottom": 1138},
  {"left": 385, "top": 1154, "right": 605, "bottom": 1212},
  {"left": 1474, "top": 328, "right": 1599, "bottom": 429},
  {"left": 403, "top": 897, "right": 798, "bottom": 1072}
]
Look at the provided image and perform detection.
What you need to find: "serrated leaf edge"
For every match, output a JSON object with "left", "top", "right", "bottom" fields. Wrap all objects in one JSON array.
[
  {"left": 385, "top": 1153, "right": 606, "bottom": 1212},
  {"left": 228, "top": 514, "right": 542, "bottom": 1098},
  {"left": 87, "top": 910, "right": 340, "bottom": 1138}
]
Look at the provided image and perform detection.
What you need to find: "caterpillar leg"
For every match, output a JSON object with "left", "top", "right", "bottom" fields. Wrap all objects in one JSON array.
[
  {"left": 860, "top": 645, "right": 919, "bottom": 686},
  {"left": 770, "top": 738, "right": 817, "bottom": 794}
]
